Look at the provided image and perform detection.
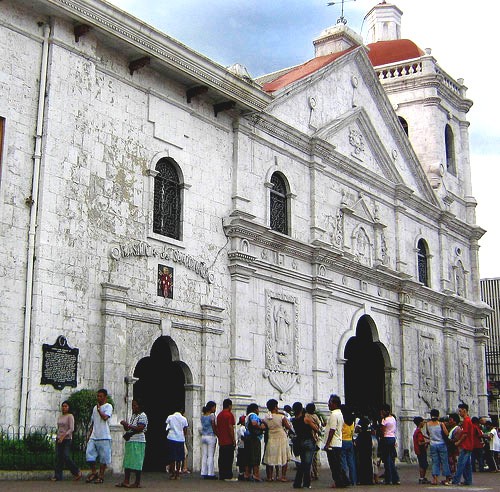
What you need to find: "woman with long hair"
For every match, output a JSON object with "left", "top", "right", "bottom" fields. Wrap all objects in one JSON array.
[
  {"left": 51, "top": 401, "right": 82, "bottom": 482},
  {"left": 200, "top": 401, "right": 217, "bottom": 479}
]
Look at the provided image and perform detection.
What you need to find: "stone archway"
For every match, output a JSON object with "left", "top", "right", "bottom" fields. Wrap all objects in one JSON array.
[
  {"left": 133, "top": 336, "right": 191, "bottom": 472},
  {"left": 343, "top": 315, "right": 389, "bottom": 421}
]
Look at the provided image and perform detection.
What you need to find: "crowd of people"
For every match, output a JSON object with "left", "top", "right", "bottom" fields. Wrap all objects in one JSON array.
[{"left": 50, "top": 389, "right": 500, "bottom": 489}]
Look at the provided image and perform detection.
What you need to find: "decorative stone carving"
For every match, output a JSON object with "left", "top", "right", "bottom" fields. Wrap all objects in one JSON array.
[
  {"left": 265, "top": 290, "right": 299, "bottom": 397},
  {"left": 349, "top": 127, "right": 365, "bottom": 156},
  {"left": 263, "top": 369, "right": 300, "bottom": 400},
  {"left": 380, "top": 230, "right": 389, "bottom": 266},
  {"left": 325, "top": 209, "right": 344, "bottom": 248},
  {"left": 459, "top": 346, "right": 472, "bottom": 397},
  {"left": 418, "top": 333, "right": 441, "bottom": 408},
  {"left": 261, "top": 248, "right": 269, "bottom": 260},
  {"left": 318, "top": 264, "right": 327, "bottom": 277},
  {"left": 418, "top": 334, "right": 438, "bottom": 393},
  {"left": 291, "top": 259, "right": 298, "bottom": 270},
  {"left": 240, "top": 239, "right": 249, "bottom": 253},
  {"left": 353, "top": 227, "right": 371, "bottom": 266}
]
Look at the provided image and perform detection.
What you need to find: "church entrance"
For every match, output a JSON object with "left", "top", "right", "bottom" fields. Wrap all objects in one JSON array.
[
  {"left": 344, "top": 316, "right": 387, "bottom": 421},
  {"left": 133, "top": 336, "right": 186, "bottom": 472}
]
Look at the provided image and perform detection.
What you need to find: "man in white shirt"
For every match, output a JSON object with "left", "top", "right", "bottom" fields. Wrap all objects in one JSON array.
[
  {"left": 166, "top": 408, "right": 189, "bottom": 479},
  {"left": 323, "top": 394, "right": 349, "bottom": 488},
  {"left": 85, "top": 389, "right": 113, "bottom": 484}
]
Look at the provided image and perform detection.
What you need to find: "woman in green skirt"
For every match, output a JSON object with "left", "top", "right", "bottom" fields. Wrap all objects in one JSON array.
[{"left": 116, "top": 400, "right": 148, "bottom": 488}]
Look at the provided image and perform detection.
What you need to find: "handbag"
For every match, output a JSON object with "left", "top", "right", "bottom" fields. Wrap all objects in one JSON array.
[{"left": 123, "top": 430, "right": 134, "bottom": 441}]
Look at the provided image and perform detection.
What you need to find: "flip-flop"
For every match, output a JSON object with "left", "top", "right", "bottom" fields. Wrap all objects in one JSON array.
[
  {"left": 86, "top": 473, "right": 97, "bottom": 483},
  {"left": 115, "top": 483, "right": 128, "bottom": 488},
  {"left": 94, "top": 477, "right": 104, "bottom": 484}
]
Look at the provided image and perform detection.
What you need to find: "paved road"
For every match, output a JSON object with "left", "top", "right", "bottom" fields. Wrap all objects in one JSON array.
[{"left": 1, "top": 465, "right": 498, "bottom": 491}]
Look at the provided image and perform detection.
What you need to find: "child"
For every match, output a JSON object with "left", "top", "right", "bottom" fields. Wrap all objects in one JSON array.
[
  {"left": 413, "top": 416, "right": 430, "bottom": 484},
  {"left": 236, "top": 416, "right": 247, "bottom": 481}
]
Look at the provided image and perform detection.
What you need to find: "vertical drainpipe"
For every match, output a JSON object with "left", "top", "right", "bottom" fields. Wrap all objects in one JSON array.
[{"left": 19, "top": 23, "right": 51, "bottom": 428}]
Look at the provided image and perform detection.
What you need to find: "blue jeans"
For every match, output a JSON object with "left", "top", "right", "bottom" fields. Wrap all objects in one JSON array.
[
  {"left": 452, "top": 449, "right": 472, "bottom": 485},
  {"left": 430, "top": 443, "right": 451, "bottom": 477},
  {"left": 341, "top": 440, "right": 357, "bottom": 485},
  {"left": 381, "top": 437, "right": 400, "bottom": 484},
  {"left": 293, "top": 438, "right": 315, "bottom": 488},
  {"left": 55, "top": 439, "right": 80, "bottom": 480}
]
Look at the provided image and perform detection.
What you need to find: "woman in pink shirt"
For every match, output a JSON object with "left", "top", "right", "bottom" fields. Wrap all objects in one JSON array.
[
  {"left": 380, "top": 404, "right": 400, "bottom": 485},
  {"left": 52, "top": 401, "right": 82, "bottom": 481}
]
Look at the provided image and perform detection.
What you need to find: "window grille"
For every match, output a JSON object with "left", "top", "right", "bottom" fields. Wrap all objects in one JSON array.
[
  {"left": 153, "top": 158, "right": 181, "bottom": 239},
  {"left": 270, "top": 173, "right": 288, "bottom": 235},
  {"left": 417, "top": 239, "right": 429, "bottom": 287}
]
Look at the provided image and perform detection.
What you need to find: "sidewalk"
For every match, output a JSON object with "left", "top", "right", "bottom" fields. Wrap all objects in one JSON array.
[{"left": 0, "top": 465, "right": 498, "bottom": 491}]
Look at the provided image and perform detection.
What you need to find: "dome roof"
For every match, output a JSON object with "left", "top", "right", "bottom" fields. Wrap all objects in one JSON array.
[{"left": 366, "top": 39, "right": 424, "bottom": 67}]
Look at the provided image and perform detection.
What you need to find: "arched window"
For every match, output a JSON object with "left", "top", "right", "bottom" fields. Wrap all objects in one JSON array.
[
  {"left": 398, "top": 116, "right": 409, "bottom": 136},
  {"left": 445, "top": 124, "right": 456, "bottom": 175},
  {"left": 417, "top": 239, "right": 430, "bottom": 287},
  {"left": 270, "top": 172, "right": 288, "bottom": 235},
  {"left": 153, "top": 158, "right": 181, "bottom": 239}
]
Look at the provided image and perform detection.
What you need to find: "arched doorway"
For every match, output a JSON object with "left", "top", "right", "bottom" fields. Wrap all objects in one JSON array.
[
  {"left": 133, "top": 336, "right": 186, "bottom": 471},
  {"left": 344, "top": 316, "right": 387, "bottom": 421}
]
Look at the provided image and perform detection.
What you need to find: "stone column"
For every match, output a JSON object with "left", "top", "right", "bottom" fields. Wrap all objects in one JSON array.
[
  {"left": 469, "top": 237, "right": 482, "bottom": 303},
  {"left": 474, "top": 326, "right": 489, "bottom": 417},
  {"left": 101, "top": 283, "right": 129, "bottom": 472},
  {"left": 398, "top": 292, "right": 415, "bottom": 459},
  {"left": 336, "top": 358, "right": 347, "bottom": 402},
  {"left": 443, "top": 322, "right": 458, "bottom": 412},
  {"left": 311, "top": 275, "right": 331, "bottom": 405},
  {"left": 227, "top": 251, "right": 256, "bottom": 402}
]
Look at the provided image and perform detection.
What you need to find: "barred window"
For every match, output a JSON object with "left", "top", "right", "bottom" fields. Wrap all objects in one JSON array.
[
  {"left": 417, "top": 239, "right": 429, "bottom": 287},
  {"left": 153, "top": 158, "right": 181, "bottom": 239},
  {"left": 270, "top": 172, "right": 288, "bottom": 235}
]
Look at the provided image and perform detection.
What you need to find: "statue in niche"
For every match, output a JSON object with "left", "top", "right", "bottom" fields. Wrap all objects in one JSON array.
[
  {"left": 380, "top": 231, "right": 389, "bottom": 265},
  {"left": 419, "top": 336, "right": 436, "bottom": 392},
  {"left": 274, "top": 303, "right": 291, "bottom": 363},
  {"left": 459, "top": 351, "right": 471, "bottom": 396},
  {"left": 354, "top": 228, "right": 371, "bottom": 266}
]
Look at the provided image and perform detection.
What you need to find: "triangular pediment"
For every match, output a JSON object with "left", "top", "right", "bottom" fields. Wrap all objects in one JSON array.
[
  {"left": 313, "top": 107, "right": 402, "bottom": 184},
  {"left": 263, "top": 47, "right": 440, "bottom": 206}
]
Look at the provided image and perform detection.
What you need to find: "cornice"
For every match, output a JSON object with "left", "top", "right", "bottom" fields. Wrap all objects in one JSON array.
[{"left": 41, "top": 0, "right": 272, "bottom": 111}]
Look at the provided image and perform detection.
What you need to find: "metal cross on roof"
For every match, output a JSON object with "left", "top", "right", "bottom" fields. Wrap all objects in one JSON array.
[{"left": 327, "top": 0, "right": 357, "bottom": 25}]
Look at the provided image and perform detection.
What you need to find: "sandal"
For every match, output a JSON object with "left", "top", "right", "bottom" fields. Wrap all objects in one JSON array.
[
  {"left": 115, "top": 483, "right": 128, "bottom": 488},
  {"left": 86, "top": 473, "right": 98, "bottom": 483},
  {"left": 74, "top": 472, "right": 83, "bottom": 481},
  {"left": 94, "top": 477, "right": 104, "bottom": 484}
]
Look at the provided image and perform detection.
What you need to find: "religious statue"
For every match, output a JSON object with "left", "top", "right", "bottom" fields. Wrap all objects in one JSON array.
[{"left": 273, "top": 303, "right": 291, "bottom": 361}]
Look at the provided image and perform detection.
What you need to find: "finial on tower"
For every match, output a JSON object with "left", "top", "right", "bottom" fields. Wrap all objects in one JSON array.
[{"left": 327, "top": 0, "right": 357, "bottom": 25}]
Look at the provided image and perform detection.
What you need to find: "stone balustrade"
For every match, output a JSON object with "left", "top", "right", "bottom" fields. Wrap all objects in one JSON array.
[{"left": 375, "top": 56, "right": 464, "bottom": 97}]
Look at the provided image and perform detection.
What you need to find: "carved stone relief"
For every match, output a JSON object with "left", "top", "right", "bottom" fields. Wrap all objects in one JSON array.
[
  {"left": 418, "top": 333, "right": 440, "bottom": 408},
  {"left": 264, "top": 290, "right": 299, "bottom": 397},
  {"left": 459, "top": 346, "right": 472, "bottom": 397},
  {"left": 325, "top": 209, "right": 344, "bottom": 248},
  {"left": 349, "top": 127, "right": 365, "bottom": 158},
  {"left": 380, "top": 230, "right": 389, "bottom": 266},
  {"left": 353, "top": 227, "right": 371, "bottom": 267}
]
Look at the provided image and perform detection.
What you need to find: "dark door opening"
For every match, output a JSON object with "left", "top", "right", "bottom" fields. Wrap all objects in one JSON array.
[
  {"left": 344, "top": 316, "right": 386, "bottom": 422},
  {"left": 133, "top": 336, "right": 185, "bottom": 472}
]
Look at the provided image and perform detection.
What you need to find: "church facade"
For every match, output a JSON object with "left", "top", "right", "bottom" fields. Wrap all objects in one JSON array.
[{"left": 0, "top": 0, "right": 490, "bottom": 470}]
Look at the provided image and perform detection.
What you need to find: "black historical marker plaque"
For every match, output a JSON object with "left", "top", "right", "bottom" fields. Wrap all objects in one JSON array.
[{"left": 41, "top": 336, "right": 78, "bottom": 390}]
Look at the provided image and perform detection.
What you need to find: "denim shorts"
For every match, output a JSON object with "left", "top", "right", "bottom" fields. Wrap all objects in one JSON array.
[{"left": 86, "top": 439, "right": 112, "bottom": 465}]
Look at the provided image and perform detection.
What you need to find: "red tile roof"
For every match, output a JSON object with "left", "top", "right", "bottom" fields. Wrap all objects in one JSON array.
[
  {"left": 262, "top": 47, "right": 355, "bottom": 93},
  {"left": 261, "top": 39, "right": 424, "bottom": 94},
  {"left": 366, "top": 39, "right": 424, "bottom": 66}
]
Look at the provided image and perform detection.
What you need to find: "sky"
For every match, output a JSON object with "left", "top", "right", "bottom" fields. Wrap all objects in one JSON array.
[{"left": 108, "top": 0, "right": 499, "bottom": 278}]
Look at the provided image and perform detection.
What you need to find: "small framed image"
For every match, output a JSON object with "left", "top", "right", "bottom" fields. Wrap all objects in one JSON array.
[{"left": 158, "top": 264, "right": 174, "bottom": 299}]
